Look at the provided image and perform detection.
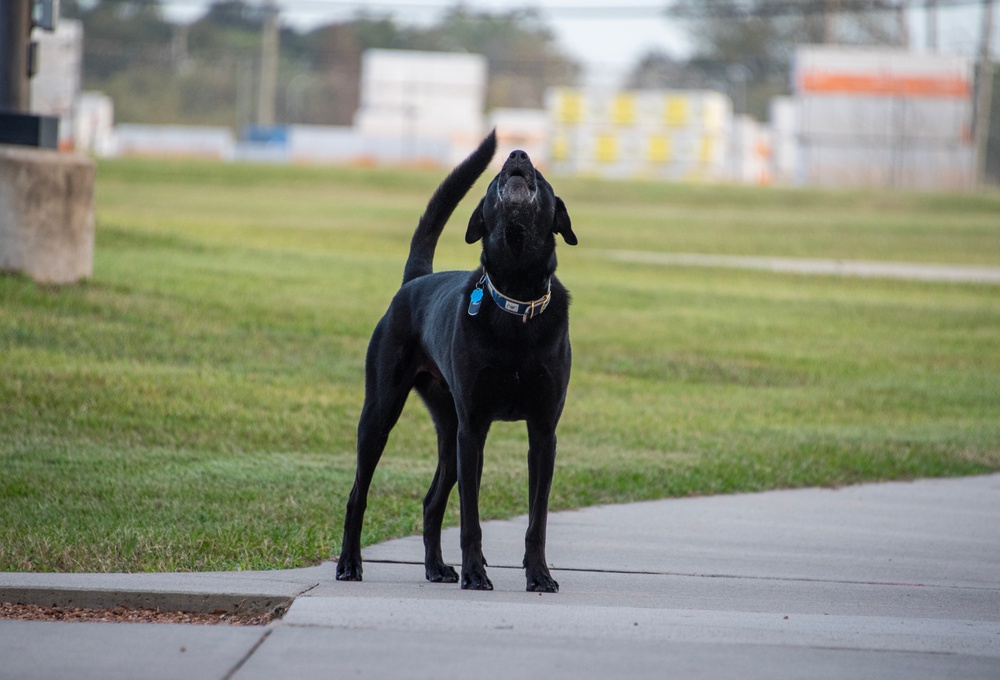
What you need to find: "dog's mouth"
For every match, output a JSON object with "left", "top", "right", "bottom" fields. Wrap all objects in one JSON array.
[
  {"left": 504, "top": 173, "right": 532, "bottom": 202},
  {"left": 499, "top": 152, "right": 537, "bottom": 204}
]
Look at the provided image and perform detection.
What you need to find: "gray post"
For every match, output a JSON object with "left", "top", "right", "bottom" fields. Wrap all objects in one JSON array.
[
  {"left": 926, "top": 0, "right": 938, "bottom": 52},
  {"left": 1, "top": 0, "right": 95, "bottom": 285},
  {"left": 0, "top": 0, "right": 32, "bottom": 112},
  {"left": 257, "top": 0, "right": 279, "bottom": 126},
  {"left": 974, "top": 0, "right": 995, "bottom": 188}
]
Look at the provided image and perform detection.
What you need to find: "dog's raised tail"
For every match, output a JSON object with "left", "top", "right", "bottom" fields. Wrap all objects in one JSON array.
[{"left": 402, "top": 130, "right": 497, "bottom": 285}]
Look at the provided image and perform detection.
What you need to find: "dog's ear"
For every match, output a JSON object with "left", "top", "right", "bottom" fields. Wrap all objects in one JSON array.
[
  {"left": 466, "top": 196, "right": 486, "bottom": 244},
  {"left": 553, "top": 197, "right": 577, "bottom": 245}
]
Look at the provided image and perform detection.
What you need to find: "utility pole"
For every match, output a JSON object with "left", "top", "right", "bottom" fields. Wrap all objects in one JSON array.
[
  {"left": 897, "top": 0, "right": 910, "bottom": 50},
  {"left": 257, "top": 0, "right": 279, "bottom": 127},
  {"left": 926, "top": 0, "right": 938, "bottom": 52},
  {"left": 974, "top": 0, "right": 995, "bottom": 188},
  {"left": 823, "top": 0, "right": 839, "bottom": 44},
  {"left": 1, "top": 0, "right": 59, "bottom": 147},
  {"left": 0, "top": 0, "right": 32, "bottom": 112}
]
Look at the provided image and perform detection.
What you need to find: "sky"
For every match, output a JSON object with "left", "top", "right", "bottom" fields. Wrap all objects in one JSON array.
[{"left": 161, "top": 0, "right": 994, "bottom": 86}]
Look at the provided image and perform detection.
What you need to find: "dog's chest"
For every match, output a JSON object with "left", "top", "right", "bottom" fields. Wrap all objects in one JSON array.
[{"left": 472, "top": 363, "right": 550, "bottom": 422}]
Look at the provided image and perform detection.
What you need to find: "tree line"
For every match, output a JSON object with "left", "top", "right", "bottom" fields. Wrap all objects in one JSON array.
[
  {"left": 65, "top": 0, "right": 580, "bottom": 128},
  {"left": 66, "top": 0, "right": 917, "bottom": 128}
]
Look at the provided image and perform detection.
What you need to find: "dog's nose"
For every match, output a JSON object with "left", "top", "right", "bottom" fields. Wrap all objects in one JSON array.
[{"left": 509, "top": 150, "right": 530, "bottom": 163}]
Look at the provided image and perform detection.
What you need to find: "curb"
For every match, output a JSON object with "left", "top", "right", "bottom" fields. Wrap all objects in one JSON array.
[{"left": 0, "top": 587, "right": 292, "bottom": 617}]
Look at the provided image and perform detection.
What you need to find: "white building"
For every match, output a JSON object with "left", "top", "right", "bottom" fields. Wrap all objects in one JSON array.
[
  {"left": 75, "top": 92, "right": 115, "bottom": 157},
  {"left": 488, "top": 108, "right": 550, "bottom": 170},
  {"left": 730, "top": 115, "right": 772, "bottom": 186},
  {"left": 794, "top": 46, "right": 974, "bottom": 190},
  {"left": 769, "top": 96, "right": 798, "bottom": 185},
  {"left": 354, "top": 49, "right": 488, "bottom": 166},
  {"left": 30, "top": 20, "right": 83, "bottom": 149},
  {"left": 114, "top": 124, "right": 235, "bottom": 160},
  {"left": 546, "top": 87, "right": 733, "bottom": 182}
]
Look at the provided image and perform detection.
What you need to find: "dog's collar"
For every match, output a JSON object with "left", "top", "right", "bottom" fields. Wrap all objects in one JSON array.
[{"left": 467, "top": 272, "right": 551, "bottom": 323}]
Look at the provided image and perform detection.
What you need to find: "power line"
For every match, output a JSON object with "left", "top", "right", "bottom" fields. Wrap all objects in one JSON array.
[
  {"left": 160, "top": 1, "right": 670, "bottom": 16},
  {"left": 666, "top": 0, "right": 988, "bottom": 20},
  {"left": 157, "top": 0, "right": 991, "bottom": 14}
]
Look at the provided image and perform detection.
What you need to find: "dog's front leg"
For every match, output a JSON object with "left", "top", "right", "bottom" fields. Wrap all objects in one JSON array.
[
  {"left": 524, "top": 422, "right": 559, "bottom": 593},
  {"left": 456, "top": 424, "right": 493, "bottom": 590}
]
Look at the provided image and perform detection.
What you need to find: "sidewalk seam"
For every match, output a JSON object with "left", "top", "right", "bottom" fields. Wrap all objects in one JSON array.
[
  {"left": 221, "top": 627, "right": 273, "bottom": 680},
  {"left": 364, "top": 559, "right": 1000, "bottom": 591}
]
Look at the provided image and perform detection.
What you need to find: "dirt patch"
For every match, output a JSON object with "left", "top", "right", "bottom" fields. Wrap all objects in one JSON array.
[{"left": 1, "top": 601, "right": 275, "bottom": 625}]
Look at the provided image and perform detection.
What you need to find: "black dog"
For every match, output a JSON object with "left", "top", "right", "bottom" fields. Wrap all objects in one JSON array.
[{"left": 335, "top": 131, "right": 577, "bottom": 592}]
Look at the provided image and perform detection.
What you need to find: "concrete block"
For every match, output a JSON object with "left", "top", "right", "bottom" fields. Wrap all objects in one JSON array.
[{"left": 0, "top": 144, "right": 95, "bottom": 284}]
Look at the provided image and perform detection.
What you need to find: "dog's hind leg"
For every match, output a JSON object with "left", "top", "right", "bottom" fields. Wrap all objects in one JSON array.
[
  {"left": 336, "top": 327, "right": 414, "bottom": 582},
  {"left": 417, "top": 382, "right": 460, "bottom": 583},
  {"left": 336, "top": 394, "right": 407, "bottom": 581}
]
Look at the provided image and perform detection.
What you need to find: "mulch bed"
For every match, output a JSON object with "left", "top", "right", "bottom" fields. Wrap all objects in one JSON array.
[{"left": 0, "top": 601, "right": 274, "bottom": 625}]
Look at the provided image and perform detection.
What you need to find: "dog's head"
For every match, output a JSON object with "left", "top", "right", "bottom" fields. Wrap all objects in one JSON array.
[{"left": 465, "top": 150, "right": 577, "bottom": 267}]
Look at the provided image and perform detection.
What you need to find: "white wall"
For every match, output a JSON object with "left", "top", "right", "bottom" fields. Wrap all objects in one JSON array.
[
  {"left": 794, "top": 46, "right": 974, "bottom": 190},
  {"left": 30, "top": 20, "right": 83, "bottom": 148},
  {"left": 546, "top": 88, "right": 733, "bottom": 182},
  {"left": 354, "top": 49, "right": 488, "bottom": 165}
]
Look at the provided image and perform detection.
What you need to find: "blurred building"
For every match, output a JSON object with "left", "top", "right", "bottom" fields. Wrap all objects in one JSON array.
[
  {"left": 354, "top": 49, "right": 488, "bottom": 166},
  {"left": 114, "top": 124, "right": 235, "bottom": 160},
  {"left": 29, "top": 19, "right": 82, "bottom": 150},
  {"left": 81, "top": 41, "right": 978, "bottom": 192},
  {"left": 793, "top": 46, "right": 974, "bottom": 190},
  {"left": 488, "top": 108, "right": 550, "bottom": 170},
  {"left": 546, "top": 88, "right": 733, "bottom": 182},
  {"left": 730, "top": 115, "right": 772, "bottom": 186},
  {"left": 230, "top": 49, "right": 488, "bottom": 166},
  {"left": 74, "top": 92, "right": 115, "bottom": 157},
  {"left": 769, "top": 97, "right": 798, "bottom": 186}
]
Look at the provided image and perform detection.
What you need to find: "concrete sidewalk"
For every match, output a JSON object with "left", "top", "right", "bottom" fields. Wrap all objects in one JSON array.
[
  {"left": 596, "top": 250, "right": 1000, "bottom": 284},
  {"left": 2, "top": 474, "right": 999, "bottom": 679}
]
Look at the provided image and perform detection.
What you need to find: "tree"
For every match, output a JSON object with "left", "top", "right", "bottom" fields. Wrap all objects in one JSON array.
[
  {"left": 302, "top": 7, "right": 580, "bottom": 110},
  {"left": 416, "top": 7, "right": 580, "bottom": 109},
  {"left": 667, "top": 0, "right": 908, "bottom": 119},
  {"left": 625, "top": 50, "right": 716, "bottom": 90},
  {"left": 67, "top": 1, "right": 580, "bottom": 127},
  {"left": 986, "top": 67, "right": 1000, "bottom": 186},
  {"left": 300, "top": 22, "right": 363, "bottom": 125},
  {"left": 67, "top": 0, "right": 174, "bottom": 81}
]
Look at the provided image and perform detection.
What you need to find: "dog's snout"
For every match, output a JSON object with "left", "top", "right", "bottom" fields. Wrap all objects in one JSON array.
[{"left": 500, "top": 148, "right": 536, "bottom": 203}]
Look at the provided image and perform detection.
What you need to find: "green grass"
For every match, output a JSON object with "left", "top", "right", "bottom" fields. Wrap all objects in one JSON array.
[{"left": 2, "top": 158, "right": 999, "bottom": 572}]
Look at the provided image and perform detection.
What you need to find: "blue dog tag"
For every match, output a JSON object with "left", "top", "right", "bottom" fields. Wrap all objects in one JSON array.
[{"left": 468, "top": 287, "right": 484, "bottom": 316}]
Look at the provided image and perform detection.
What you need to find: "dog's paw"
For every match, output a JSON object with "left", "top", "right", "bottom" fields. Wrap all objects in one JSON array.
[
  {"left": 335, "top": 556, "right": 363, "bottom": 582},
  {"left": 526, "top": 571, "right": 559, "bottom": 593},
  {"left": 461, "top": 568, "right": 494, "bottom": 591},
  {"left": 425, "top": 562, "right": 459, "bottom": 584}
]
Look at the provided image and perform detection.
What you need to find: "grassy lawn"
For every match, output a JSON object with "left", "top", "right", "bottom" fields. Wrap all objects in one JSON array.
[{"left": 2, "top": 158, "right": 999, "bottom": 573}]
